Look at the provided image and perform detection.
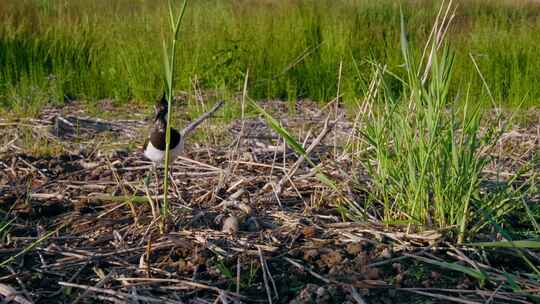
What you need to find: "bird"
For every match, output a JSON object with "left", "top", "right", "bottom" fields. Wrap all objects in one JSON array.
[{"left": 144, "top": 93, "right": 184, "bottom": 165}]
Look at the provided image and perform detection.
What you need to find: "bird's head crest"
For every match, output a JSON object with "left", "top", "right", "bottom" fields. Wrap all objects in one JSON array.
[{"left": 154, "top": 92, "right": 168, "bottom": 122}]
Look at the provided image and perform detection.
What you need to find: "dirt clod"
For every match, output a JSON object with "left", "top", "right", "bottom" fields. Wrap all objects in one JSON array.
[{"left": 222, "top": 215, "right": 240, "bottom": 234}]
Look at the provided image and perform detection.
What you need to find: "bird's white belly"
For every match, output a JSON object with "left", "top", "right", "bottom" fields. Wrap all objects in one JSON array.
[{"left": 144, "top": 140, "right": 184, "bottom": 164}]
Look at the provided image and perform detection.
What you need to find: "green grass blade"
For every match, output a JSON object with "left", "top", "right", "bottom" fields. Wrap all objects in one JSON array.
[
  {"left": 0, "top": 218, "right": 15, "bottom": 235},
  {"left": 399, "top": 7, "right": 410, "bottom": 71},
  {"left": 411, "top": 255, "right": 487, "bottom": 284},
  {"left": 467, "top": 240, "right": 540, "bottom": 249},
  {"left": 162, "top": 40, "right": 172, "bottom": 90},
  {"left": 173, "top": 0, "right": 189, "bottom": 40},
  {"left": 167, "top": 0, "right": 175, "bottom": 29},
  {"left": 248, "top": 99, "right": 308, "bottom": 159},
  {"left": 0, "top": 223, "right": 68, "bottom": 268},
  {"left": 522, "top": 198, "right": 540, "bottom": 234},
  {"left": 478, "top": 207, "right": 540, "bottom": 277},
  {"left": 248, "top": 98, "right": 342, "bottom": 199},
  {"left": 161, "top": 0, "right": 189, "bottom": 224}
]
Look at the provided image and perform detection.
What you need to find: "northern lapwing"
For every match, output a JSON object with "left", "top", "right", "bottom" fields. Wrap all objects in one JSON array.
[
  {"left": 144, "top": 93, "right": 184, "bottom": 165},
  {"left": 143, "top": 94, "right": 224, "bottom": 192}
]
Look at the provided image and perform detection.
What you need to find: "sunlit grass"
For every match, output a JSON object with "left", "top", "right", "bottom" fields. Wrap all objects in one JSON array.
[
  {"left": 2, "top": 0, "right": 540, "bottom": 112},
  {"left": 352, "top": 2, "right": 537, "bottom": 244},
  {"left": 160, "top": 0, "right": 188, "bottom": 226}
]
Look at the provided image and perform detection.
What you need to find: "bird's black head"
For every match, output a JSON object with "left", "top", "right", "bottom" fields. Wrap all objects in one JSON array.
[{"left": 154, "top": 92, "right": 168, "bottom": 122}]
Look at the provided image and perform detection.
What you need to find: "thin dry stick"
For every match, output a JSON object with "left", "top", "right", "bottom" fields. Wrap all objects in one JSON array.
[
  {"left": 268, "top": 136, "right": 283, "bottom": 208},
  {"left": 469, "top": 53, "right": 498, "bottom": 109},
  {"left": 181, "top": 101, "right": 224, "bottom": 136},
  {"left": 211, "top": 74, "right": 248, "bottom": 203},
  {"left": 260, "top": 249, "right": 278, "bottom": 301},
  {"left": 168, "top": 169, "right": 182, "bottom": 201},
  {"left": 0, "top": 283, "right": 32, "bottom": 304},
  {"left": 48, "top": 257, "right": 95, "bottom": 298},
  {"left": 268, "top": 130, "right": 280, "bottom": 177},
  {"left": 93, "top": 295, "right": 124, "bottom": 304},
  {"left": 340, "top": 64, "right": 383, "bottom": 161},
  {"left": 146, "top": 238, "right": 152, "bottom": 277},
  {"left": 418, "top": 0, "right": 446, "bottom": 75},
  {"left": 219, "top": 291, "right": 229, "bottom": 304},
  {"left": 284, "top": 257, "right": 330, "bottom": 284},
  {"left": 282, "top": 137, "right": 286, "bottom": 173},
  {"left": 486, "top": 283, "right": 505, "bottom": 304},
  {"left": 153, "top": 165, "right": 162, "bottom": 220},
  {"left": 167, "top": 102, "right": 224, "bottom": 211},
  {"left": 138, "top": 215, "right": 162, "bottom": 247},
  {"left": 334, "top": 60, "right": 343, "bottom": 159},
  {"left": 270, "top": 179, "right": 283, "bottom": 209},
  {"left": 144, "top": 180, "right": 158, "bottom": 220},
  {"left": 419, "top": 288, "right": 531, "bottom": 304},
  {"left": 400, "top": 289, "right": 480, "bottom": 304},
  {"left": 302, "top": 128, "right": 312, "bottom": 148},
  {"left": 271, "top": 116, "right": 333, "bottom": 197},
  {"left": 435, "top": 2, "right": 456, "bottom": 50},
  {"left": 236, "top": 256, "right": 241, "bottom": 295},
  {"left": 231, "top": 70, "right": 249, "bottom": 176},
  {"left": 5, "top": 266, "right": 32, "bottom": 302},
  {"left": 257, "top": 247, "right": 273, "bottom": 304},
  {"left": 175, "top": 155, "right": 223, "bottom": 172},
  {"left": 60, "top": 282, "right": 178, "bottom": 304},
  {"left": 71, "top": 270, "right": 116, "bottom": 304},
  {"left": 421, "top": 0, "right": 455, "bottom": 84},
  {"left": 350, "top": 287, "right": 367, "bottom": 304},
  {"left": 285, "top": 173, "right": 303, "bottom": 199},
  {"left": 116, "top": 277, "right": 241, "bottom": 299},
  {"left": 107, "top": 156, "right": 139, "bottom": 225},
  {"left": 447, "top": 243, "right": 483, "bottom": 273}
]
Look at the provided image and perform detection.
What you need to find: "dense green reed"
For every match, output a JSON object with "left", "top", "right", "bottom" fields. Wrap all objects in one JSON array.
[
  {"left": 1, "top": 0, "right": 540, "bottom": 111},
  {"left": 354, "top": 4, "right": 538, "bottom": 243}
]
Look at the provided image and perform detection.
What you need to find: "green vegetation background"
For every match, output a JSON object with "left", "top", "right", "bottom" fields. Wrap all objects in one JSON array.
[{"left": 1, "top": 0, "right": 540, "bottom": 110}]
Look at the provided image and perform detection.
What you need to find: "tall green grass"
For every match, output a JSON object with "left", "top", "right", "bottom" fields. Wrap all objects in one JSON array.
[
  {"left": 161, "top": 0, "right": 188, "bottom": 225},
  {"left": 1, "top": 0, "right": 540, "bottom": 112},
  {"left": 356, "top": 2, "right": 536, "bottom": 243}
]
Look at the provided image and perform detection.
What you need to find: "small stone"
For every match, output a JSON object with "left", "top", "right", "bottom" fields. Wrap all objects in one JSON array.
[
  {"left": 316, "top": 286, "right": 326, "bottom": 297},
  {"left": 237, "top": 202, "right": 252, "bottom": 215},
  {"left": 394, "top": 273, "right": 405, "bottom": 287},
  {"left": 346, "top": 242, "right": 362, "bottom": 255},
  {"left": 316, "top": 286, "right": 330, "bottom": 302},
  {"left": 302, "top": 226, "right": 317, "bottom": 238},
  {"left": 303, "top": 249, "right": 319, "bottom": 261},
  {"left": 392, "top": 262, "right": 402, "bottom": 273},
  {"left": 380, "top": 247, "right": 392, "bottom": 259},
  {"left": 245, "top": 216, "right": 261, "bottom": 232},
  {"left": 222, "top": 216, "right": 239, "bottom": 234},
  {"left": 365, "top": 267, "right": 380, "bottom": 280},
  {"left": 321, "top": 250, "right": 343, "bottom": 267},
  {"left": 297, "top": 284, "right": 317, "bottom": 303}
]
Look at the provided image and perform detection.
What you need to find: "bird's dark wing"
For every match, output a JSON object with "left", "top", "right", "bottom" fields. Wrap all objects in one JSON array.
[{"left": 170, "top": 128, "right": 181, "bottom": 149}]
